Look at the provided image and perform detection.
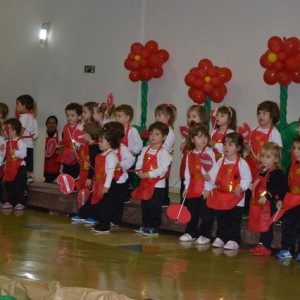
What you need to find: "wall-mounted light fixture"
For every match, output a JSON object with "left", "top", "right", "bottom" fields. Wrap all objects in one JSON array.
[{"left": 39, "top": 23, "right": 50, "bottom": 47}]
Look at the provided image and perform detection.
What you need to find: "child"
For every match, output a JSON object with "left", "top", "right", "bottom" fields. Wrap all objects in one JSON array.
[
  {"left": 155, "top": 103, "right": 177, "bottom": 207},
  {"left": 210, "top": 106, "right": 236, "bottom": 161},
  {"left": 1, "top": 118, "right": 27, "bottom": 210},
  {"left": 276, "top": 137, "right": 300, "bottom": 260},
  {"left": 180, "top": 105, "right": 209, "bottom": 200},
  {"left": 91, "top": 124, "right": 121, "bottom": 234},
  {"left": 131, "top": 121, "right": 172, "bottom": 236},
  {"left": 93, "top": 103, "right": 115, "bottom": 126},
  {"left": 44, "top": 116, "right": 61, "bottom": 183},
  {"left": 179, "top": 124, "right": 216, "bottom": 244},
  {"left": 0, "top": 102, "right": 8, "bottom": 132},
  {"left": 207, "top": 132, "right": 252, "bottom": 250},
  {"left": 15, "top": 94, "right": 39, "bottom": 184},
  {"left": 248, "top": 142, "right": 287, "bottom": 256},
  {"left": 82, "top": 101, "right": 97, "bottom": 123}
]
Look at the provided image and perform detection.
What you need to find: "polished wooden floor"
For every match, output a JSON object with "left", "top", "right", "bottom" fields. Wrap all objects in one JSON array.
[{"left": 0, "top": 208, "right": 300, "bottom": 299}]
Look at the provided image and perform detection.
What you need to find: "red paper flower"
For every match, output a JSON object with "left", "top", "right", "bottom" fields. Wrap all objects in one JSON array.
[
  {"left": 260, "top": 36, "right": 300, "bottom": 86},
  {"left": 124, "top": 40, "right": 169, "bottom": 82},
  {"left": 185, "top": 59, "right": 232, "bottom": 104}
]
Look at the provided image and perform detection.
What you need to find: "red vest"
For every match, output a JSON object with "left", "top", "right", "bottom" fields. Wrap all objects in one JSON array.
[
  {"left": 75, "top": 143, "right": 90, "bottom": 190},
  {"left": 44, "top": 132, "right": 60, "bottom": 174},
  {"left": 131, "top": 146, "right": 163, "bottom": 200},
  {"left": 179, "top": 144, "right": 191, "bottom": 179},
  {"left": 186, "top": 150, "right": 205, "bottom": 198},
  {"left": 207, "top": 157, "right": 244, "bottom": 210},
  {"left": 4, "top": 138, "right": 24, "bottom": 182},
  {"left": 114, "top": 147, "right": 124, "bottom": 181},
  {"left": 211, "top": 128, "right": 228, "bottom": 161},
  {"left": 121, "top": 125, "right": 130, "bottom": 147},
  {"left": 248, "top": 168, "right": 272, "bottom": 232}
]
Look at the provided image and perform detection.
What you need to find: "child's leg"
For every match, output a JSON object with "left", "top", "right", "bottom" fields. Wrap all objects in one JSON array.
[
  {"left": 25, "top": 147, "right": 34, "bottom": 177},
  {"left": 162, "top": 178, "right": 170, "bottom": 207},
  {"left": 62, "top": 163, "right": 80, "bottom": 179},
  {"left": 110, "top": 181, "right": 128, "bottom": 226},
  {"left": 198, "top": 199, "right": 214, "bottom": 239},
  {"left": 185, "top": 197, "right": 201, "bottom": 238},
  {"left": 14, "top": 166, "right": 28, "bottom": 206},
  {"left": 281, "top": 208, "right": 298, "bottom": 252},
  {"left": 180, "top": 179, "right": 185, "bottom": 203}
]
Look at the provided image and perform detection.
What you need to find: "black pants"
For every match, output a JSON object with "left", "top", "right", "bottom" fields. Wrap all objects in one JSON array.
[
  {"left": 281, "top": 206, "right": 300, "bottom": 253},
  {"left": 141, "top": 188, "right": 165, "bottom": 230},
  {"left": 5, "top": 166, "right": 27, "bottom": 206},
  {"left": 25, "top": 148, "right": 33, "bottom": 173},
  {"left": 185, "top": 196, "right": 214, "bottom": 239},
  {"left": 215, "top": 206, "right": 243, "bottom": 244},
  {"left": 110, "top": 181, "right": 128, "bottom": 225},
  {"left": 62, "top": 163, "right": 79, "bottom": 180}
]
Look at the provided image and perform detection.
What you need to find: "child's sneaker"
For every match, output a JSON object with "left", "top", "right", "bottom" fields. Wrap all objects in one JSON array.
[
  {"left": 249, "top": 244, "right": 262, "bottom": 253},
  {"left": 92, "top": 225, "right": 110, "bottom": 234},
  {"left": 71, "top": 215, "right": 85, "bottom": 222},
  {"left": 195, "top": 236, "right": 211, "bottom": 245},
  {"left": 252, "top": 245, "right": 272, "bottom": 256},
  {"left": 143, "top": 228, "right": 159, "bottom": 236},
  {"left": 276, "top": 250, "right": 293, "bottom": 259},
  {"left": 134, "top": 226, "right": 145, "bottom": 234},
  {"left": 224, "top": 240, "right": 239, "bottom": 250},
  {"left": 27, "top": 176, "right": 34, "bottom": 185},
  {"left": 212, "top": 237, "right": 224, "bottom": 248},
  {"left": 14, "top": 203, "right": 25, "bottom": 210},
  {"left": 296, "top": 253, "right": 300, "bottom": 262},
  {"left": 179, "top": 233, "right": 196, "bottom": 242},
  {"left": 110, "top": 222, "right": 120, "bottom": 227},
  {"left": 84, "top": 218, "right": 96, "bottom": 224},
  {"left": 1, "top": 202, "right": 12, "bottom": 209}
]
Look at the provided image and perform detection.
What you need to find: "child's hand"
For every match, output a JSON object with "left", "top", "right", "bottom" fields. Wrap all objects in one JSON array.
[
  {"left": 130, "top": 150, "right": 136, "bottom": 156},
  {"left": 209, "top": 140, "right": 216, "bottom": 147},
  {"left": 233, "top": 186, "right": 243, "bottom": 197},
  {"left": 203, "top": 174, "right": 210, "bottom": 182},
  {"left": 85, "top": 179, "right": 92, "bottom": 187},
  {"left": 101, "top": 187, "right": 109, "bottom": 194},
  {"left": 276, "top": 200, "right": 283, "bottom": 210},
  {"left": 116, "top": 162, "right": 121, "bottom": 168},
  {"left": 138, "top": 172, "right": 149, "bottom": 179},
  {"left": 244, "top": 142, "right": 252, "bottom": 151},
  {"left": 203, "top": 190, "right": 210, "bottom": 199},
  {"left": 258, "top": 196, "right": 267, "bottom": 205},
  {"left": 180, "top": 141, "right": 186, "bottom": 152},
  {"left": 10, "top": 149, "right": 15, "bottom": 155},
  {"left": 182, "top": 189, "right": 187, "bottom": 198},
  {"left": 0, "top": 144, "right": 4, "bottom": 151}
]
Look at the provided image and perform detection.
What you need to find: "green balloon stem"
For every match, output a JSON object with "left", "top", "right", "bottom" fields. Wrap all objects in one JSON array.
[
  {"left": 204, "top": 97, "right": 211, "bottom": 122},
  {"left": 141, "top": 81, "right": 148, "bottom": 130},
  {"left": 279, "top": 85, "right": 288, "bottom": 131}
]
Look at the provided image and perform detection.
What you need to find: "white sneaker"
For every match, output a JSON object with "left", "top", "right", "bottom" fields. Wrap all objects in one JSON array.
[
  {"left": 195, "top": 236, "right": 211, "bottom": 245},
  {"left": 212, "top": 237, "right": 224, "bottom": 248},
  {"left": 224, "top": 240, "right": 240, "bottom": 250},
  {"left": 179, "top": 233, "right": 196, "bottom": 242},
  {"left": 1, "top": 202, "right": 13, "bottom": 209}
]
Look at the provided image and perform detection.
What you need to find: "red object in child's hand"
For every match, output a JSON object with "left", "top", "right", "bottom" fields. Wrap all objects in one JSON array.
[
  {"left": 238, "top": 122, "right": 251, "bottom": 143},
  {"left": 73, "top": 129, "right": 85, "bottom": 145},
  {"left": 141, "top": 130, "right": 150, "bottom": 139},
  {"left": 106, "top": 92, "right": 114, "bottom": 109},
  {"left": 210, "top": 109, "right": 216, "bottom": 128},
  {"left": 57, "top": 174, "right": 75, "bottom": 194},
  {"left": 45, "top": 138, "right": 58, "bottom": 158},
  {"left": 167, "top": 204, "right": 191, "bottom": 224},
  {"left": 179, "top": 126, "right": 189, "bottom": 139},
  {"left": 269, "top": 208, "right": 285, "bottom": 225},
  {"left": 77, "top": 188, "right": 90, "bottom": 209},
  {"left": 200, "top": 153, "right": 214, "bottom": 173}
]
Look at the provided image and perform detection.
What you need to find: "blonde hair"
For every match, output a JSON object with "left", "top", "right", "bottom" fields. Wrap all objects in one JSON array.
[
  {"left": 155, "top": 103, "right": 177, "bottom": 127},
  {"left": 187, "top": 105, "right": 209, "bottom": 128},
  {"left": 260, "top": 142, "right": 282, "bottom": 170}
]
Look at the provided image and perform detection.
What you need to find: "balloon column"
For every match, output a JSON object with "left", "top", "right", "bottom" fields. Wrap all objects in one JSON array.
[
  {"left": 124, "top": 40, "right": 169, "bottom": 130},
  {"left": 260, "top": 36, "right": 300, "bottom": 168},
  {"left": 185, "top": 58, "right": 232, "bottom": 118}
]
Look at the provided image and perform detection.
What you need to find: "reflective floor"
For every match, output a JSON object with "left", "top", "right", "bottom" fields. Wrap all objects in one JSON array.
[{"left": 0, "top": 209, "right": 300, "bottom": 300}]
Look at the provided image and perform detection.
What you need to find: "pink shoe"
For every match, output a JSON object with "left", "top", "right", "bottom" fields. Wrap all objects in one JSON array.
[
  {"left": 14, "top": 203, "right": 25, "bottom": 210},
  {"left": 1, "top": 202, "right": 12, "bottom": 209}
]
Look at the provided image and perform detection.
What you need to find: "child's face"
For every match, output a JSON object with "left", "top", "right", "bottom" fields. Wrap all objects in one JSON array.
[
  {"left": 155, "top": 112, "right": 170, "bottom": 125},
  {"left": 293, "top": 142, "right": 300, "bottom": 161},
  {"left": 16, "top": 101, "right": 26, "bottom": 113},
  {"left": 257, "top": 110, "right": 272, "bottom": 128},
  {"left": 115, "top": 111, "right": 130, "bottom": 126},
  {"left": 260, "top": 150, "right": 278, "bottom": 169},
  {"left": 187, "top": 110, "right": 201, "bottom": 126},
  {"left": 82, "top": 106, "right": 92, "bottom": 122},
  {"left": 192, "top": 133, "right": 208, "bottom": 150},
  {"left": 4, "top": 124, "right": 17, "bottom": 139},
  {"left": 46, "top": 118, "right": 57, "bottom": 132},
  {"left": 216, "top": 112, "right": 229, "bottom": 127},
  {"left": 66, "top": 109, "right": 80, "bottom": 125},
  {"left": 83, "top": 132, "right": 92, "bottom": 143},
  {"left": 223, "top": 138, "right": 240, "bottom": 160},
  {"left": 98, "top": 136, "right": 111, "bottom": 151},
  {"left": 93, "top": 107, "right": 104, "bottom": 124},
  {"left": 149, "top": 129, "right": 166, "bottom": 148}
]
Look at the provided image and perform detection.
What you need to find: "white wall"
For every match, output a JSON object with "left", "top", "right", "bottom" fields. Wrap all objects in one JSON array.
[{"left": 1, "top": 0, "right": 300, "bottom": 186}]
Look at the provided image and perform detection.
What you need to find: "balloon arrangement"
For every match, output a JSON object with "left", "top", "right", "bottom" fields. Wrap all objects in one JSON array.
[
  {"left": 124, "top": 40, "right": 169, "bottom": 130},
  {"left": 260, "top": 36, "right": 300, "bottom": 168}
]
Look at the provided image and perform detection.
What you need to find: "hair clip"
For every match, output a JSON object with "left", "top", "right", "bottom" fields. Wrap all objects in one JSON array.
[
  {"left": 167, "top": 103, "right": 175, "bottom": 109},
  {"left": 226, "top": 106, "right": 233, "bottom": 118}
]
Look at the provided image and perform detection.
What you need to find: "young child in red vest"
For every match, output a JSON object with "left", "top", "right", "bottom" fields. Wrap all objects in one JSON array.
[
  {"left": 210, "top": 106, "right": 236, "bottom": 161},
  {"left": 131, "top": 121, "right": 172, "bottom": 236},
  {"left": 276, "top": 137, "right": 300, "bottom": 261},
  {"left": 179, "top": 124, "right": 216, "bottom": 245},
  {"left": 248, "top": 142, "right": 287, "bottom": 256},
  {"left": 93, "top": 102, "right": 115, "bottom": 126},
  {"left": 1, "top": 118, "right": 27, "bottom": 210},
  {"left": 207, "top": 132, "right": 252, "bottom": 251}
]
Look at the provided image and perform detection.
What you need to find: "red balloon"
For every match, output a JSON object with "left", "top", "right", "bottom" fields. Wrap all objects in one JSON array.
[
  {"left": 260, "top": 54, "right": 272, "bottom": 69},
  {"left": 139, "top": 58, "right": 148, "bottom": 68},
  {"left": 263, "top": 69, "right": 277, "bottom": 85},
  {"left": 218, "top": 68, "right": 232, "bottom": 83},
  {"left": 207, "top": 66, "right": 219, "bottom": 77},
  {"left": 277, "top": 71, "right": 292, "bottom": 86},
  {"left": 139, "top": 68, "right": 153, "bottom": 81},
  {"left": 152, "top": 67, "right": 163, "bottom": 78},
  {"left": 124, "top": 58, "right": 132, "bottom": 70},
  {"left": 285, "top": 57, "right": 300, "bottom": 72},
  {"left": 194, "top": 68, "right": 207, "bottom": 79},
  {"left": 211, "top": 77, "right": 222, "bottom": 87},
  {"left": 283, "top": 37, "right": 300, "bottom": 56},
  {"left": 292, "top": 70, "right": 300, "bottom": 83},
  {"left": 198, "top": 58, "right": 213, "bottom": 70},
  {"left": 131, "top": 60, "right": 140, "bottom": 71},
  {"left": 128, "top": 53, "right": 135, "bottom": 60},
  {"left": 203, "top": 83, "right": 214, "bottom": 94},
  {"left": 273, "top": 61, "right": 283, "bottom": 71},
  {"left": 131, "top": 42, "right": 143, "bottom": 54},
  {"left": 194, "top": 79, "right": 204, "bottom": 89},
  {"left": 210, "top": 88, "right": 224, "bottom": 103},
  {"left": 129, "top": 71, "right": 140, "bottom": 82},
  {"left": 157, "top": 49, "right": 169, "bottom": 62},
  {"left": 268, "top": 36, "right": 283, "bottom": 52},
  {"left": 189, "top": 67, "right": 199, "bottom": 76},
  {"left": 219, "top": 84, "right": 227, "bottom": 96},
  {"left": 148, "top": 54, "right": 163, "bottom": 68},
  {"left": 188, "top": 88, "right": 207, "bottom": 104},
  {"left": 140, "top": 48, "right": 151, "bottom": 59},
  {"left": 145, "top": 40, "right": 159, "bottom": 54},
  {"left": 278, "top": 51, "right": 287, "bottom": 62},
  {"left": 184, "top": 74, "right": 197, "bottom": 86}
]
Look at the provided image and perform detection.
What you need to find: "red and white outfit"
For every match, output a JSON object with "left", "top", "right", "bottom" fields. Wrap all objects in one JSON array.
[
  {"left": 284, "top": 161, "right": 300, "bottom": 211},
  {"left": 211, "top": 128, "right": 234, "bottom": 161},
  {"left": 121, "top": 125, "right": 143, "bottom": 156}
]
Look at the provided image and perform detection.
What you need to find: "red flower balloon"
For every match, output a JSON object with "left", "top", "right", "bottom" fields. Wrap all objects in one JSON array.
[
  {"left": 124, "top": 40, "right": 169, "bottom": 82},
  {"left": 185, "top": 58, "right": 232, "bottom": 104},
  {"left": 260, "top": 36, "right": 300, "bottom": 86}
]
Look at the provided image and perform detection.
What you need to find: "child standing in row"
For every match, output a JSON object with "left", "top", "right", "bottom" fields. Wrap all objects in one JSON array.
[
  {"left": 179, "top": 124, "right": 216, "bottom": 244},
  {"left": 132, "top": 122, "right": 172, "bottom": 236},
  {"left": 93, "top": 102, "right": 114, "bottom": 126},
  {"left": 207, "top": 132, "right": 252, "bottom": 250},
  {"left": 154, "top": 103, "right": 177, "bottom": 207},
  {"left": 248, "top": 143, "right": 287, "bottom": 256}
]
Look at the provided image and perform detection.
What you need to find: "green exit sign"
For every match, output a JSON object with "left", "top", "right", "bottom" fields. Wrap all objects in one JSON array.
[{"left": 84, "top": 65, "right": 95, "bottom": 73}]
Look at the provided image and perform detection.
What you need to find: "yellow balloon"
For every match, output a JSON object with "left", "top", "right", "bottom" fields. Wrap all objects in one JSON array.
[
  {"left": 268, "top": 52, "right": 277, "bottom": 63},
  {"left": 134, "top": 55, "right": 141, "bottom": 62},
  {"left": 204, "top": 76, "right": 211, "bottom": 83}
]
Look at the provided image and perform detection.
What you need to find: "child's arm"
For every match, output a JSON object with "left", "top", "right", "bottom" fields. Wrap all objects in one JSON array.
[
  {"left": 103, "top": 152, "right": 118, "bottom": 192},
  {"left": 238, "top": 159, "right": 252, "bottom": 192},
  {"left": 119, "top": 145, "right": 135, "bottom": 170},
  {"left": 13, "top": 140, "right": 27, "bottom": 159},
  {"left": 130, "top": 127, "right": 143, "bottom": 156},
  {"left": 163, "top": 128, "right": 175, "bottom": 153}
]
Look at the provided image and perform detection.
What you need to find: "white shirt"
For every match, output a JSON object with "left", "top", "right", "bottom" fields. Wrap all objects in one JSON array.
[
  {"left": 19, "top": 113, "right": 38, "bottom": 148},
  {"left": 163, "top": 126, "right": 175, "bottom": 153},
  {"left": 0, "top": 136, "right": 5, "bottom": 166},
  {"left": 127, "top": 126, "right": 143, "bottom": 155},
  {"left": 115, "top": 144, "right": 135, "bottom": 184},
  {"left": 6, "top": 137, "right": 27, "bottom": 166},
  {"left": 101, "top": 149, "right": 118, "bottom": 189}
]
